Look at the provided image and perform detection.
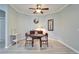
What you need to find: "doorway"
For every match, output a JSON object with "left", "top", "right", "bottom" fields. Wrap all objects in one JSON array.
[{"left": 0, "top": 10, "right": 5, "bottom": 48}]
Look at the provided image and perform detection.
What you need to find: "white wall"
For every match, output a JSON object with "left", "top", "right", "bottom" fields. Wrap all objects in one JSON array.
[
  {"left": 7, "top": 5, "right": 17, "bottom": 46},
  {"left": 54, "top": 5, "right": 79, "bottom": 52},
  {"left": 15, "top": 13, "right": 55, "bottom": 40}
]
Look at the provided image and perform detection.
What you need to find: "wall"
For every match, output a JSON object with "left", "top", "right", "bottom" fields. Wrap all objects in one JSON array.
[
  {"left": 7, "top": 5, "right": 17, "bottom": 46},
  {"left": 54, "top": 5, "right": 79, "bottom": 52},
  {"left": 0, "top": 5, "right": 17, "bottom": 47},
  {"left": 15, "top": 13, "right": 56, "bottom": 40}
]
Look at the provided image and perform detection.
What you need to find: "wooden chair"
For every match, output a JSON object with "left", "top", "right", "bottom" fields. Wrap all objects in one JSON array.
[
  {"left": 41, "top": 33, "right": 48, "bottom": 47},
  {"left": 25, "top": 32, "right": 32, "bottom": 46},
  {"left": 37, "top": 31, "right": 43, "bottom": 34},
  {"left": 30, "top": 30, "right": 35, "bottom": 34},
  {"left": 25, "top": 31, "right": 35, "bottom": 46}
]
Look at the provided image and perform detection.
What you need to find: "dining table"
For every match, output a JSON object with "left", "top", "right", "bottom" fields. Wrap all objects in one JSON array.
[{"left": 29, "top": 34, "right": 45, "bottom": 47}]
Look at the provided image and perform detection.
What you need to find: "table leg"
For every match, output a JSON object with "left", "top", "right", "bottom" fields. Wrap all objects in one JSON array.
[
  {"left": 40, "top": 38, "right": 42, "bottom": 47},
  {"left": 32, "top": 38, "right": 34, "bottom": 47},
  {"left": 47, "top": 40, "right": 48, "bottom": 47}
]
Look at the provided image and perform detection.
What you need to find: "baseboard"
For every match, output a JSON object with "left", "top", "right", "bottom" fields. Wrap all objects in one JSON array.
[
  {"left": 5, "top": 44, "right": 11, "bottom": 48},
  {"left": 57, "top": 40, "right": 79, "bottom": 54},
  {"left": 48, "top": 38, "right": 57, "bottom": 40},
  {"left": 5, "top": 46, "right": 8, "bottom": 48},
  {"left": 7, "top": 44, "right": 13, "bottom": 48}
]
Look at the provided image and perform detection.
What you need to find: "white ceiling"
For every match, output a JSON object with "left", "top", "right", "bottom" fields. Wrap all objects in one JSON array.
[{"left": 10, "top": 4, "right": 68, "bottom": 15}]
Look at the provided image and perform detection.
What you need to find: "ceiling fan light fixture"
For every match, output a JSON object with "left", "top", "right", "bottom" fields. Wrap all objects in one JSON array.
[
  {"left": 36, "top": 9, "right": 41, "bottom": 13},
  {"left": 29, "top": 4, "right": 49, "bottom": 14}
]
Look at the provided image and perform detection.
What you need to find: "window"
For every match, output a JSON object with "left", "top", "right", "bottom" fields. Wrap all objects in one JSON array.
[{"left": 48, "top": 19, "right": 54, "bottom": 31}]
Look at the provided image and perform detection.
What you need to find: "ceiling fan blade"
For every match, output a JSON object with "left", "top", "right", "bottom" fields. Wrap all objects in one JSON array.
[
  {"left": 29, "top": 8, "right": 36, "bottom": 10},
  {"left": 41, "top": 11, "right": 43, "bottom": 14},
  {"left": 41, "top": 8, "right": 49, "bottom": 10},
  {"left": 33, "top": 11, "right": 36, "bottom": 14}
]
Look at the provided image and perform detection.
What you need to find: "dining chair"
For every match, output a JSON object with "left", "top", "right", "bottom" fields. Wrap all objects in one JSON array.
[
  {"left": 37, "top": 31, "right": 43, "bottom": 34},
  {"left": 30, "top": 30, "right": 35, "bottom": 34},
  {"left": 41, "top": 33, "right": 48, "bottom": 47},
  {"left": 25, "top": 32, "right": 32, "bottom": 46}
]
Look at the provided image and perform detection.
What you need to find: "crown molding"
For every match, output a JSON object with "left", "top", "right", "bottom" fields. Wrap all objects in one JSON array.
[
  {"left": 54, "top": 4, "right": 69, "bottom": 13},
  {"left": 10, "top": 4, "right": 69, "bottom": 16}
]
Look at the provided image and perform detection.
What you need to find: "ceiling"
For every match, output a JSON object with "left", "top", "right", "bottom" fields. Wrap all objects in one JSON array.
[{"left": 10, "top": 4, "right": 68, "bottom": 15}]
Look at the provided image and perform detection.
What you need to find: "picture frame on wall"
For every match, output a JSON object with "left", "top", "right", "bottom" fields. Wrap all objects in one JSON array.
[{"left": 48, "top": 19, "right": 54, "bottom": 31}]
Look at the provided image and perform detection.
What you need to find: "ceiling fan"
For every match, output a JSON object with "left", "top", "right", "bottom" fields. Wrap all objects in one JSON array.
[{"left": 29, "top": 4, "right": 49, "bottom": 14}]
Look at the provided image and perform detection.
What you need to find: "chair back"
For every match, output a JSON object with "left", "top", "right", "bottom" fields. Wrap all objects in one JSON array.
[
  {"left": 30, "top": 30, "right": 35, "bottom": 34},
  {"left": 25, "top": 33, "right": 28, "bottom": 39},
  {"left": 25, "top": 33, "right": 27, "bottom": 36},
  {"left": 44, "top": 33, "right": 48, "bottom": 40},
  {"left": 45, "top": 33, "right": 48, "bottom": 37},
  {"left": 37, "top": 31, "right": 43, "bottom": 34}
]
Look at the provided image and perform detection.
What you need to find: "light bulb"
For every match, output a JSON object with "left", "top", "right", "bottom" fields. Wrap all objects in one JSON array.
[{"left": 36, "top": 9, "right": 41, "bottom": 13}]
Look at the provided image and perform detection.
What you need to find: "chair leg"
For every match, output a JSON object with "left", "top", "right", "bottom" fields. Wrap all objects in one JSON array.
[
  {"left": 47, "top": 40, "right": 48, "bottom": 47},
  {"left": 25, "top": 40, "right": 27, "bottom": 47},
  {"left": 47, "top": 42, "right": 48, "bottom": 47},
  {"left": 40, "top": 41, "right": 48, "bottom": 47},
  {"left": 32, "top": 39, "right": 34, "bottom": 47},
  {"left": 40, "top": 39, "right": 42, "bottom": 47},
  {"left": 40, "top": 42, "right": 42, "bottom": 47},
  {"left": 25, "top": 42, "right": 26, "bottom": 47}
]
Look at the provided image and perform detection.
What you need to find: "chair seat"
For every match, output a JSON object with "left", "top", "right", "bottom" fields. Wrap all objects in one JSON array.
[
  {"left": 41, "top": 37, "right": 47, "bottom": 40},
  {"left": 41, "top": 40, "right": 48, "bottom": 42},
  {"left": 41, "top": 33, "right": 48, "bottom": 47},
  {"left": 26, "top": 37, "right": 32, "bottom": 40},
  {"left": 25, "top": 32, "right": 33, "bottom": 47}
]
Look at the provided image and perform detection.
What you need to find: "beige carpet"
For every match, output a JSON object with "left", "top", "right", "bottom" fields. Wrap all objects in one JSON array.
[{"left": 0, "top": 39, "right": 76, "bottom": 54}]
